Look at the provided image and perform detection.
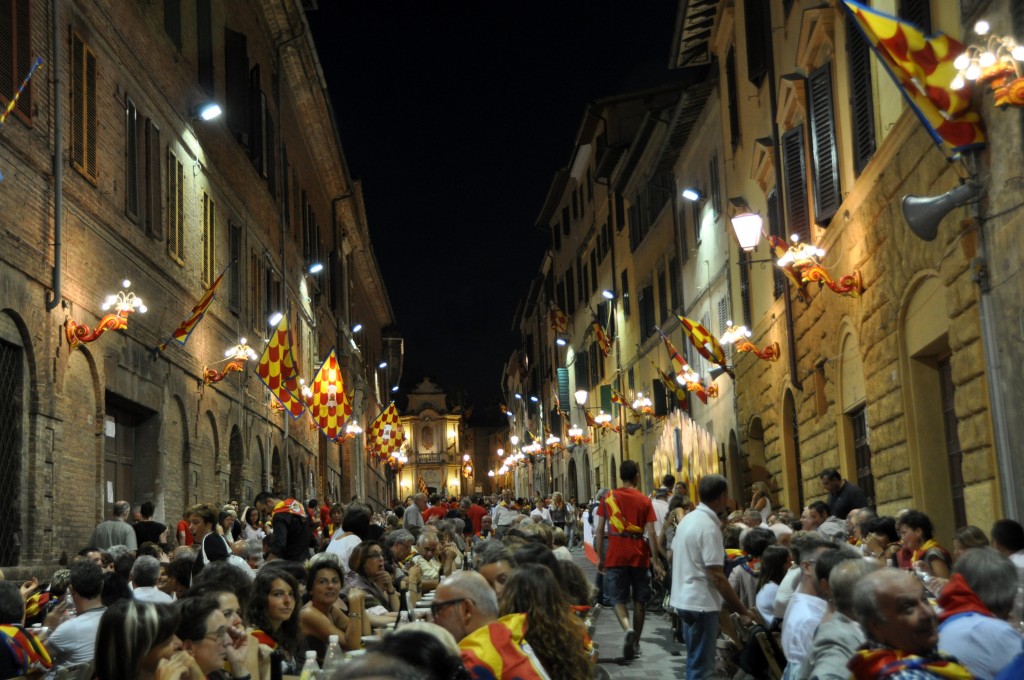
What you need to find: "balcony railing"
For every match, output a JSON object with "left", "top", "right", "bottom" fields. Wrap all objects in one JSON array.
[{"left": 416, "top": 452, "right": 445, "bottom": 465}]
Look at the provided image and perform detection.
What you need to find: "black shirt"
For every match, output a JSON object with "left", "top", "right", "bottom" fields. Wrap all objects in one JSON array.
[
  {"left": 269, "top": 510, "right": 312, "bottom": 562},
  {"left": 134, "top": 520, "right": 166, "bottom": 546},
  {"left": 827, "top": 481, "right": 869, "bottom": 519}
]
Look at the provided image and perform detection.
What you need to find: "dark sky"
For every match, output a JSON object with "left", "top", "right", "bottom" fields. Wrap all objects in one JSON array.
[{"left": 309, "top": 2, "right": 682, "bottom": 420}]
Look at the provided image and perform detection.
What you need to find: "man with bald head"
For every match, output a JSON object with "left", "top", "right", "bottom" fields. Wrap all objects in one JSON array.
[
  {"left": 848, "top": 569, "right": 971, "bottom": 679},
  {"left": 431, "top": 571, "right": 499, "bottom": 642},
  {"left": 404, "top": 493, "right": 427, "bottom": 530}
]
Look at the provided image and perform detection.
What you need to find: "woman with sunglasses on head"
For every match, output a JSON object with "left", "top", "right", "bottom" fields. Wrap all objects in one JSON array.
[
  {"left": 177, "top": 595, "right": 252, "bottom": 679},
  {"left": 246, "top": 567, "right": 305, "bottom": 677},
  {"left": 341, "top": 541, "right": 400, "bottom": 629}
]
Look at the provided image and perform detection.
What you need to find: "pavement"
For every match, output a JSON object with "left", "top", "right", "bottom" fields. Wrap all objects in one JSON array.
[{"left": 572, "top": 547, "right": 688, "bottom": 678}]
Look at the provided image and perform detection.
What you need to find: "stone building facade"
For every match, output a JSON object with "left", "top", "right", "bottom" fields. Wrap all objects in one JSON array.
[{"left": 0, "top": 0, "right": 398, "bottom": 575}]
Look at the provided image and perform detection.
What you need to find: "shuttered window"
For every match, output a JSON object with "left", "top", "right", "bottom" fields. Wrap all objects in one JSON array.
[
  {"left": 745, "top": 0, "right": 769, "bottom": 88},
  {"left": 898, "top": 0, "right": 931, "bottom": 34},
  {"left": 781, "top": 125, "right": 810, "bottom": 241},
  {"left": 565, "top": 267, "right": 575, "bottom": 315},
  {"left": 1, "top": 0, "right": 32, "bottom": 124},
  {"left": 847, "top": 14, "right": 875, "bottom": 176},
  {"left": 726, "top": 47, "right": 740, "bottom": 149},
  {"left": 807, "top": 63, "right": 841, "bottom": 226},
  {"left": 639, "top": 282, "right": 655, "bottom": 341},
  {"left": 125, "top": 98, "right": 140, "bottom": 220},
  {"left": 229, "top": 223, "right": 241, "bottom": 314},
  {"left": 70, "top": 31, "right": 98, "bottom": 182},
  {"left": 249, "top": 249, "right": 261, "bottom": 332},
  {"left": 166, "top": 151, "right": 184, "bottom": 264},
  {"left": 718, "top": 297, "right": 730, "bottom": 361},
  {"left": 224, "top": 28, "right": 249, "bottom": 145},
  {"left": 202, "top": 192, "right": 216, "bottom": 286},
  {"left": 668, "top": 257, "right": 680, "bottom": 311},
  {"left": 739, "top": 260, "right": 753, "bottom": 327},
  {"left": 144, "top": 119, "right": 161, "bottom": 238},
  {"left": 620, "top": 269, "right": 630, "bottom": 317},
  {"left": 250, "top": 66, "right": 265, "bottom": 175},
  {"left": 163, "top": 0, "right": 181, "bottom": 49},
  {"left": 657, "top": 268, "right": 668, "bottom": 324},
  {"left": 265, "top": 109, "right": 276, "bottom": 197},
  {"left": 196, "top": 0, "right": 213, "bottom": 93},
  {"left": 709, "top": 155, "right": 722, "bottom": 220}
]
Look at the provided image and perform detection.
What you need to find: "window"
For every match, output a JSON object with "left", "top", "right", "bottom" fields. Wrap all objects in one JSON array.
[
  {"left": 590, "top": 249, "right": 598, "bottom": 291},
  {"left": 746, "top": 0, "right": 769, "bottom": 88},
  {"left": 552, "top": 223, "right": 561, "bottom": 251},
  {"left": 847, "top": 14, "right": 875, "bottom": 176},
  {"left": 726, "top": 47, "right": 740, "bottom": 149},
  {"left": 678, "top": 203, "right": 689, "bottom": 261},
  {"left": 577, "top": 255, "right": 584, "bottom": 302},
  {"left": 125, "top": 98, "right": 140, "bottom": 221},
  {"left": 781, "top": 125, "right": 810, "bottom": 241},
  {"left": 718, "top": 297, "right": 729, "bottom": 360},
  {"left": 739, "top": 260, "right": 753, "bottom": 327},
  {"left": 628, "top": 172, "right": 674, "bottom": 250},
  {"left": 575, "top": 346, "right": 589, "bottom": 391},
  {"left": 638, "top": 282, "right": 655, "bottom": 341},
  {"left": 620, "top": 269, "right": 630, "bottom": 317},
  {"left": 249, "top": 66, "right": 266, "bottom": 175},
  {"left": 589, "top": 344, "right": 600, "bottom": 387},
  {"left": 202, "top": 192, "right": 216, "bottom": 286},
  {"left": 572, "top": 188, "right": 579, "bottom": 221},
  {"left": 556, "top": 281, "right": 566, "bottom": 315},
  {"left": 70, "top": 31, "right": 98, "bottom": 182},
  {"left": 565, "top": 268, "right": 575, "bottom": 315},
  {"left": 143, "top": 119, "right": 161, "bottom": 238},
  {"left": 850, "top": 406, "right": 875, "bottom": 508},
  {"left": 249, "top": 248, "right": 262, "bottom": 332},
  {"left": 692, "top": 197, "right": 702, "bottom": 246},
  {"left": 1, "top": 0, "right": 32, "bottom": 124},
  {"left": 898, "top": 0, "right": 931, "bottom": 34},
  {"left": 561, "top": 206, "right": 570, "bottom": 236},
  {"left": 938, "top": 358, "right": 967, "bottom": 528},
  {"left": 807, "top": 63, "right": 841, "bottom": 226},
  {"left": 668, "top": 257, "right": 680, "bottom": 311},
  {"left": 163, "top": 0, "right": 181, "bottom": 49},
  {"left": 224, "top": 28, "right": 249, "bottom": 145},
  {"left": 767, "top": 189, "right": 784, "bottom": 298},
  {"left": 166, "top": 150, "right": 184, "bottom": 264},
  {"left": 196, "top": 0, "right": 213, "bottom": 93},
  {"left": 229, "top": 223, "right": 241, "bottom": 315},
  {"left": 709, "top": 155, "right": 722, "bottom": 220},
  {"left": 657, "top": 268, "right": 668, "bottom": 324}
]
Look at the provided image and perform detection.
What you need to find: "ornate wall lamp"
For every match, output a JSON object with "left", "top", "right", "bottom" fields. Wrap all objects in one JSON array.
[
  {"left": 65, "top": 280, "right": 147, "bottom": 351},
  {"left": 952, "top": 20, "right": 1024, "bottom": 108},
  {"left": 462, "top": 453, "right": 474, "bottom": 477},
  {"left": 335, "top": 419, "right": 363, "bottom": 444},
  {"left": 775, "top": 234, "right": 864, "bottom": 298},
  {"left": 720, "top": 323, "right": 781, "bottom": 362},
  {"left": 204, "top": 338, "right": 257, "bottom": 384}
]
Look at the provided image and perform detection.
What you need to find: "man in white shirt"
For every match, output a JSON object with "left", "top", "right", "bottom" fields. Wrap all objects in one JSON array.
[
  {"left": 492, "top": 491, "right": 517, "bottom": 538},
  {"left": 781, "top": 541, "right": 837, "bottom": 667},
  {"left": 43, "top": 560, "right": 106, "bottom": 678},
  {"left": 774, "top": 531, "right": 833, "bottom": 620},
  {"left": 671, "top": 474, "right": 755, "bottom": 680},
  {"left": 651, "top": 486, "right": 669, "bottom": 537}
]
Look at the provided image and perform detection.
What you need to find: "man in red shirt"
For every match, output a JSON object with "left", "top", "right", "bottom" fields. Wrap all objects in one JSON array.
[
  {"left": 465, "top": 495, "right": 488, "bottom": 534},
  {"left": 594, "top": 459, "right": 664, "bottom": 661},
  {"left": 421, "top": 493, "right": 448, "bottom": 523}
]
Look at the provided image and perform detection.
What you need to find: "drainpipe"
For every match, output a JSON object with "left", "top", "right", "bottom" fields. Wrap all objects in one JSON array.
[{"left": 45, "top": 0, "right": 63, "bottom": 312}]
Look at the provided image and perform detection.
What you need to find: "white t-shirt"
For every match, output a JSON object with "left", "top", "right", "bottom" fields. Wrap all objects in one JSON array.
[
  {"left": 326, "top": 532, "right": 362, "bottom": 571},
  {"left": 670, "top": 503, "right": 724, "bottom": 612},
  {"left": 781, "top": 592, "right": 828, "bottom": 664},
  {"left": 755, "top": 582, "right": 779, "bottom": 627},
  {"left": 758, "top": 498, "right": 772, "bottom": 524},
  {"left": 651, "top": 498, "right": 669, "bottom": 537},
  {"left": 45, "top": 606, "right": 106, "bottom": 677},
  {"left": 774, "top": 565, "right": 802, "bottom": 619}
]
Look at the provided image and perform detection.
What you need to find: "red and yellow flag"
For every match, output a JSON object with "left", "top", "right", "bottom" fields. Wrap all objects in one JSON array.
[
  {"left": 256, "top": 316, "right": 306, "bottom": 419},
  {"left": 365, "top": 402, "right": 404, "bottom": 460},
  {"left": 548, "top": 302, "right": 569, "bottom": 334},
  {"left": 842, "top": 0, "right": 985, "bottom": 158},
  {"left": 677, "top": 315, "right": 732, "bottom": 378},
  {"left": 307, "top": 349, "right": 353, "bottom": 441},
  {"left": 460, "top": 614, "right": 549, "bottom": 680},
  {"left": 651, "top": 360, "right": 689, "bottom": 411},
  {"left": 593, "top": 319, "right": 612, "bottom": 357},
  {"left": 657, "top": 326, "right": 690, "bottom": 378},
  {"left": 159, "top": 266, "right": 228, "bottom": 351}
]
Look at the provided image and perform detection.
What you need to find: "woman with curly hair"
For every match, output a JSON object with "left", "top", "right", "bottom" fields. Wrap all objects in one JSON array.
[
  {"left": 898, "top": 510, "right": 951, "bottom": 578},
  {"left": 497, "top": 563, "right": 592, "bottom": 680},
  {"left": 246, "top": 566, "right": 305, "bottom": 675}
]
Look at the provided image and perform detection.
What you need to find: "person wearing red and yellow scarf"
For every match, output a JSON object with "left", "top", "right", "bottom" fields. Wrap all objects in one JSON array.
[
  {"left": 254, "top": 492, "right": 312, "bottom": 562},
  {"left": 898, "top": 511, "right": 951, "bottom": 579},
  {"left": 847, "top": 570, "right": 970, "bottom": 680}
]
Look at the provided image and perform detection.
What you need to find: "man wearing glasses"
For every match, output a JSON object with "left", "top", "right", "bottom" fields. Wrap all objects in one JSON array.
[{"left": 429, "top": 571, "right": 497, "bottom": 642}]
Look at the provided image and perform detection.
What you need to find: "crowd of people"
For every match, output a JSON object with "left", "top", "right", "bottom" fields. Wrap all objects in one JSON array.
[
  {"left": 0, "top": 489, "right": 597, "bottom": 679},
  {"left": 3, "top": 468, "right": 1024, "bottom": 679}
]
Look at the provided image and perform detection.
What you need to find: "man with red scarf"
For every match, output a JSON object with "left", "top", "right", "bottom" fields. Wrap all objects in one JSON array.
[
  {"left": 254, "top": 491, "right": 311, "bottom": 562},
  {"left": 848, "top": 569, "right": 972, "bottom": 680}
]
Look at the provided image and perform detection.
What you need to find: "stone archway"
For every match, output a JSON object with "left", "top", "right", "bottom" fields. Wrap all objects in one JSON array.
[
  {"left": 229, "top": 426, "right": 245, "bottom": 504},
  {"left": 567, "top": 458, "right": 578, "bottom": 501}
]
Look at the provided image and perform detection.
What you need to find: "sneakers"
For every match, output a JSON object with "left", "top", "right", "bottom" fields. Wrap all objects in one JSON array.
[{"left": 624, "top": 628, "right": 636, "bottom": 660}]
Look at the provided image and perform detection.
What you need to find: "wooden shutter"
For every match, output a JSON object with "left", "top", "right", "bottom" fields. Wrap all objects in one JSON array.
[
  {"left": 652, "top": 379, "right": 668, "bottom": 416},
  {"left": 224, "top": 28, "right": 249, "bottom": 144},
  {"left": 163, "top": 0, "right": 181, "bottom": 49},
  {"left": 265, "top": 109, "right": 276, "bottom": 196},
  {"left": 739, "top": 260, "right": 753, "bottom": 327},
  {"left": 767, "top": 189, "right": 784, "bottom": 298},
  {"left": 196, "top": 0, "right": 213, "bottom": 93},
  {"left": 781, "top": 125, "right": 810, "bottom": 241},
  {"left": 726, "top": 47, "right": 740, "bottom": 149},
  {"left": 229, "top": 223, "right": 241, "bottom": 314},
  {"left": 718, "top": 298, "right": 729, "bottom": 361},
  {"left": 709, "top": 155, "right": 722, "bottom": 219},
  {"left": 125, "top": 98, "right": 139, "bottom": 220},
  {"left": 167, "top": 150, "right": 184, "bottom": 264},
  {"left": 557, "top": 368, "right": 570, "bottom": 408},
  {"left": 70, "top": 32, "right": 97, "bottom": 182},
  {"left": 249, "top": 65, "right": 263, "bottom": 171},
  {"left": 745, "top": 0, "right": 768, "bottom": 88},
  {"left": 847, "top": 14, "right": 875, "bottom": 175},
  {"left": 202, "top": 192, "right": 216, "bottom": 285},
  {"left": 898, "top": 0, "right": 931, "bottom": 33},
  {"left": 1, "top": 0, "right": 32, "bottom": 122},
  {"left": 144, "top": 118, "right": 161, "bottom": 238},
  {"left": 807, "top": 63, "right": 841, "bottom": 226}
]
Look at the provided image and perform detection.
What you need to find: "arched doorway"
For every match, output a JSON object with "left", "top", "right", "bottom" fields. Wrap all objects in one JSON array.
[
  {"left": 271, "top": 447, "right": 282, "bottom": 494},
  {"left": 781, "top": 390, "right": 804, "bottom": 511},
  {"left": 567, "top": 459, "right": 578, "bottom": 501},
  {"left": 229, "top": 426, "right": 244, "bottom": 504},
  {"left": 610, "top": 455, "right": 617, "bottom": 490},
  {"left": 582, "top": 451, "right": 592, "bottom": 501}
]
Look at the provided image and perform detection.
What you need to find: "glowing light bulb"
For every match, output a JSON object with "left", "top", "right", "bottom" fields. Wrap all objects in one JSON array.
[
  {"left": 966, "top": 63, "right": 982, "bottom": 81},
  {"left": 974, "top": 20, "right": 990, "bottom": 35},
  {"left": 122, "top": 279, "right": 131, "bottom": 288},
  {"left": 951, "top": 75, "right": 966, "bottom": 90},
  {"left": 1012, "top": 45, "right": 1024, "bottom": 61},
  {"left": 954, "top": 53, "right": 970, "bottom": 70},
  {"left": 980, "top": 51, "right": 997, "bottom": 67}
]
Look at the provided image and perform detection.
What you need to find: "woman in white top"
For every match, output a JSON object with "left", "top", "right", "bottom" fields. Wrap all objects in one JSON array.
[
  {"left": 326, "top": 502, "right": 372, "bottom": 570},
  {"left": 751, "top": 481, "right": 772, "bottom": 525},
  {"left": 754, "top": 545, "right": 791, "bottom": 627}
]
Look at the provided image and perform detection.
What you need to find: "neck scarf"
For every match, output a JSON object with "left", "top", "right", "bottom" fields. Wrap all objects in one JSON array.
[
  {"left": 272, "top": 498, "right": 307, "bottom": 518},
  {"left": 249, "top": 628, "right": 278, "bottom": 650},
  {"left": 937, "top": 573, "right": 993, "bottom": 623},
  {"left": 849, "top": 648, "right": 972, "bottom": 680},
  {"left": 911, "top": 539, "right": 948, "bottom": 566},
  {"left": 0, "top": 625, "right": 52, "bottom": 674}
]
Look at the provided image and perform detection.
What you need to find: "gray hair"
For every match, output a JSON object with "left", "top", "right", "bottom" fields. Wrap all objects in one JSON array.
[
  {"left": 441, "top": 570, "right": 499, "bottom": 618},
  {"left": 743, "top": 509, "right": 762, "bottom": 523},
  {"left": 830, "top": 558, "right": 880, "bottom": 616},
  {"left": 130, "top": 555, "right": 162, "bottom": 588},
  {"left": 473, "top": 540, "right": 515, "bottom": 569},
  {"left": 113, "top": 500, "right": 131, "bottom": 518},
  {"left": 789, "top": 530, "right": 832, "bottom": 564},
  {"left": 954, "top": 546, "right": 1019, "bottom": 618},
  {"left": 851, "top": 568, "right": 907, "bottom": 629},
  {"left": 417, "top": 532, "right": 439, "bottom": 548},
  {"left": 384, "top": 529, "right": 414, "bottom": 549}
]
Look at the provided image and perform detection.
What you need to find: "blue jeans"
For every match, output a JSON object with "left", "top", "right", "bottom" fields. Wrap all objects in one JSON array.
[{"left": 680, "top": 609, "right": 719, "bottom": 680}]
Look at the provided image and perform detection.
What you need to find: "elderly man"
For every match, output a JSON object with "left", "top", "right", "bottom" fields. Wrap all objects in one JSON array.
[
  {"left": 492, "top": 491, "right": 517, "bottom": 538},
  {"left": 130, "top": 555, "right": 173, "bottom": 603},
  {"left": 848, "top": 569, "right": 971, "bottom": 680},
  {"left": 89, "top": 500, "right": 138, "bottom": 553},
  {"left": 403, "top": 493, "right": 427, "bottom": 530},
  {"left": 409, "top": 533, "right": 452, "bottom": 592},
  {"left": 431, "top": 571, "right": 499, "bottom": 642},
  {"left": 937, "top": 547, "right": 1021, "bottom": 679},
  {"left": 384, "top": 528, "right": 415, "bottom": 583}
]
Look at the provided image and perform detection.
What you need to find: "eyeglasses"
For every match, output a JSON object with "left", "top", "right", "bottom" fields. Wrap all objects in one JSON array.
[
  {"left": 204, "top": 626, "right": 229, "bottom": 642},
  {"left": 430, "top": 598, "right": 469, "bottom": 618}
]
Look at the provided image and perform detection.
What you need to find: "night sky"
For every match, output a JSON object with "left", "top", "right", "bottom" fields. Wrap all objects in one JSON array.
[{"left": 309, "top": 2, "right": 682, "bottom": 421}]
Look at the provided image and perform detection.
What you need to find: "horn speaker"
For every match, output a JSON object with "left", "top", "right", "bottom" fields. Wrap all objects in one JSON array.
[{"left": 901, "top": 183, "right": 981, "bottom": 241}]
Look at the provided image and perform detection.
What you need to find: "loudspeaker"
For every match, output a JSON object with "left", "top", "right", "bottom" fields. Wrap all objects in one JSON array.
[
  {"left": 625, "top": 422, "right": 643, "bottom": 436},
  {"left": 901, "top": 183, "right": 981, "bottom": 241},
  {"left": 709, "top": 366, "right": 729, "bottom": 382}
]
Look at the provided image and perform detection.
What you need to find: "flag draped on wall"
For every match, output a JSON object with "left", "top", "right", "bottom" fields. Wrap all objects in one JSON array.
[
  {"left": 307, "top": 349, "right": 353, "bottom": 441},
  {"left": 677, "top": 315, "right": 733, "bottom": 378},
  {"left": 158, "top": 266, "right": 228, "bottom": 351},
  {"left": 842, "top": 0, "right": 985, "bottom": 158},
  {"left": 593, "top": 319, "right": 612, "bottom": 357},
  {"left": 548, "top": 302, "right": 569, "bottom": 334},
  {"left": 256, "top": 316, "right": 306, "bottom": 419},
  {"left": 651, "top": 360, "right": 689, "bottom": 411},
  {"left": 365, "top": 402, "right": 405, "bottom": 460}
]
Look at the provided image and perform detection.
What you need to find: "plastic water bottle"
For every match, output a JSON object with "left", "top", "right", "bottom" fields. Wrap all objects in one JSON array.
[
  {"left": 322, "top": 634, "right": 344, "bottom": 674},
  {"left": 299, "top": 650, "right": 320, "bottom": 680}
]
